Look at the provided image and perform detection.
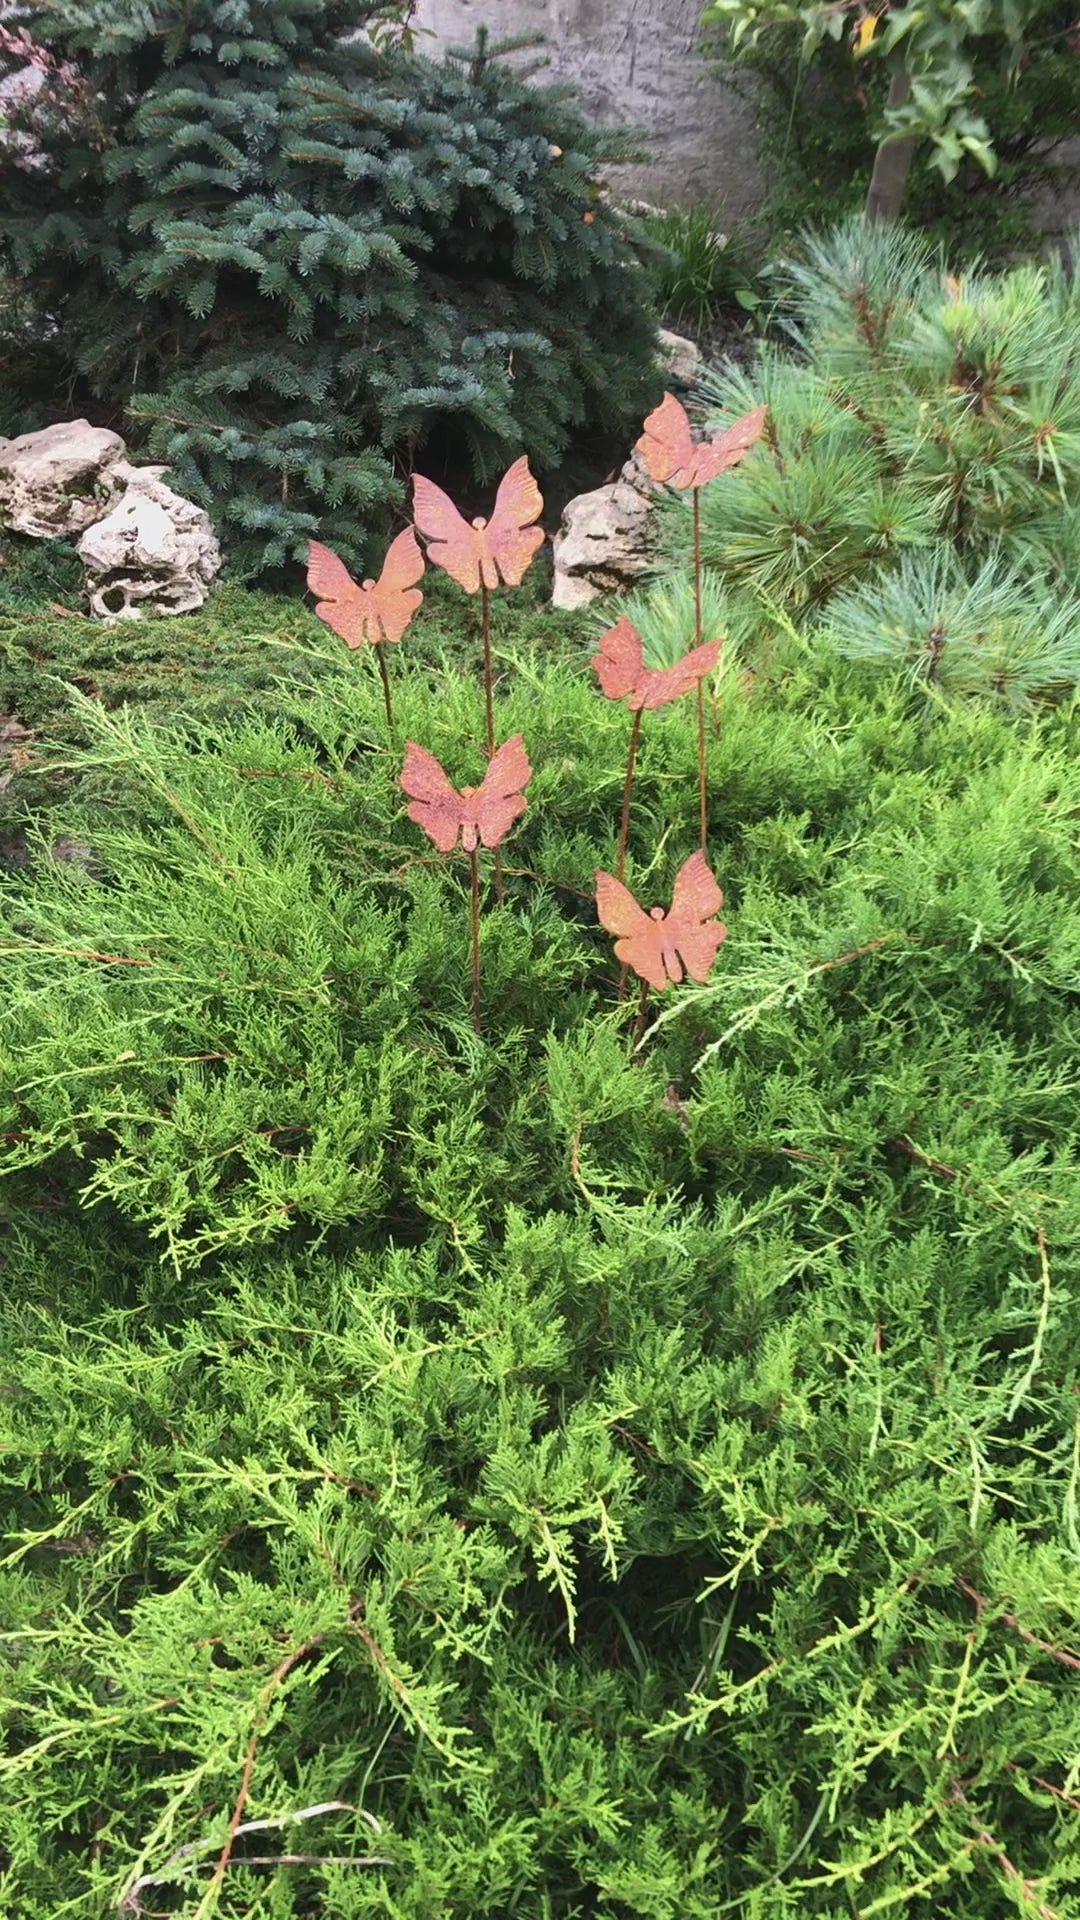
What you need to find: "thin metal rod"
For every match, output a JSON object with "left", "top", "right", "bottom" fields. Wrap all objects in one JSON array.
[
  {"left": 631, "top": 976, "right": 650, "bottom": 1048},
  {"left": 693, "top": 486, "right": 704, "bottom": 646},
  {"left": 693, "top": 487, "right": 707, "bottom": 857},
  {"left": 481, "top": 583, "right": 495, "bottom": 756},
  {"left": 374, "top": 643, "right": 394, "bottom": 734},
  {"left": 469, "top": 849, "right": 482, "bottom": 1034},
  {"left": 482, "top": 584, "right": 503, "bottom": 901},
  {"left": 616, "top": 707, "right": 643, "bottom": 884}
]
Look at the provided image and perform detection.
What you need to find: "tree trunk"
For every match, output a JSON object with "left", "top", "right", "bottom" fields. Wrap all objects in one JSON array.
[{"left": 864, "top": 69, "right": 919, "bottom": 223}]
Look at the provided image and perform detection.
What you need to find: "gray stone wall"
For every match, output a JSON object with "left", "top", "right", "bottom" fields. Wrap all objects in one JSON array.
[
  {"left": 413, "top": 0, "right": 764, "bottom": 215},
  {"left": 414, "top": 2, "right": 1080, "bottom": 240}
]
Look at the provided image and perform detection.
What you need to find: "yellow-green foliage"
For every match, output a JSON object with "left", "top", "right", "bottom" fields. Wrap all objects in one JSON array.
[{"left": 2, "top": 577, "right": 1080, "bottom": 1916}]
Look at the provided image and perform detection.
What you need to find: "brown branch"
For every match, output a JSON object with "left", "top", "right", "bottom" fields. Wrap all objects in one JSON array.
[
  {"left": 205, "top": 1850, "right": 388, "bottom": 1868},
  {"left": 0, "top": 942, "right": 155, "bottom": 968},
  {"left": 236, "top": 766, "right": 337, "bottom": 787},
  {"left": 501, "top": 864, "right": 595, "bottom": 901},
  {"left": 951, "top": 1784, "right": 1057, "bottom": 1919},
  {"left": 957, "top": 1578, "right": 1080, "bottom": 1670},
  {"left": 890, "top": 1137, "right": 962, "bottom": 1181},
  {"left": 1005, "top": 1761, "right": 1080, "bottom": 1816},
  {"left": 119, "top": 1800, "right": 388, "bottom": 1914},
  {"left": 201, "top": 1631, "right": 331, "bottom": 1907}
]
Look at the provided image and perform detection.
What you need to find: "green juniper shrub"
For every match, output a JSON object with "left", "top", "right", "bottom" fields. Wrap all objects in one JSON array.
[
  {"left": 2, "top": 588, "right": 1080, "bottom": 1914},
  {"left": 658, "top": 217, "right": 1080, "bottom": 707},
  {"left": 0, "top": 543, "right": 583, "bottom": 827},
  {"left": 0, "top": 2, "right": 659, "bottom": 577}
]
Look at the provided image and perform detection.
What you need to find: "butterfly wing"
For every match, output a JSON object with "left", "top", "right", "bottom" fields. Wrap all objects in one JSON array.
[
  {"left": 595, "top": 870, "right": 669, "bottom": 991},
  {"left": 666, "top": 850, "right": 727, "bottom": 983},
  {"left": 371, "top": 526, "right": 425, "bottom": 644},
  {"left": 412, "top": 475, "right": 482, "bottom": 595},
  {"left": 484, "top": 455, "right": 546, "bottom": 588},
  {"left": 400, "top": 741, "right": 465, "bottom": 852},
  {"left": 469, "top": 733, "right": 532, "bottom": 849},
  {"left": 636, "top": 392, "right": 698, "bottom": 489},
  {"left": 307, "top": 540, "right": 378, "bottom": 649},
  {"left": 690, "top": 404, "right": 769, "bottom": 486},
  {"left": 639, "top": 638, "right": 723, "bottom": 710},
  {"left": 591, "top": 616, "right": 648, "bottom": 707}
]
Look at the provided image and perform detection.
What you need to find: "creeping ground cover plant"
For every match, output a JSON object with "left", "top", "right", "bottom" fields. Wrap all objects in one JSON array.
[{"left": 4, "top": 372, "right": 1080, "bottom": 1917}]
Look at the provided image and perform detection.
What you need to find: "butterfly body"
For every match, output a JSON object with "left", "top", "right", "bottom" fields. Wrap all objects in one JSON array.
[
  {"left": 637, "top": 392, "right": 768, "bottom": 492},
  {"left": 595, "top": 851, "right": 727, "bottom": 991},
  {"left": 401, "top": 735, "right": 532, "bottom": 853},
  {"left": 592, "top": 615, "right": 721, "bottom": 711},
  {"left": 307, "top": 528, "right": 424, "bottom": 648},
  {"left": 412, "top": 456, "right": 545, "bottom": 594}
]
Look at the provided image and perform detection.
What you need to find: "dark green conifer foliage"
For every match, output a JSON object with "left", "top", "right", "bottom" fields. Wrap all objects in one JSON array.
[{"left": 0, "top": 1, "right": 659, "bottom": 574}]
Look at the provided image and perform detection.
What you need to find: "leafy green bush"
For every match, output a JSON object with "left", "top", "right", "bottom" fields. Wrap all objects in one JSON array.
[
  {"left": 0, "top": 2, "right": 659, "bottom": 577},
  {"left": 660, "top": 218, "right": 1080, "bottom": 706},
  {"left": 705, "top": 0, "right": 1080, "bottom": 259},
  {"left": 3, "top": 587, "right": 1080, "bottom": 1914}
]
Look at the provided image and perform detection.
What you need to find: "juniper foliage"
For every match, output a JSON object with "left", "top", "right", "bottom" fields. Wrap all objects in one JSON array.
[
  {"left": 3, "top": 595, "right": 1080, "bottom": 1915},
  {"left": 661, "top": 218, "right": 1080, "bottom": 707},
  {"left": 0, "top": 0, "right": 658, "bottom": 576}
]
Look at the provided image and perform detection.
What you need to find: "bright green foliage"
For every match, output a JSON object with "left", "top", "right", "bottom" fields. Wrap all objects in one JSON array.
[
  {"left": 660, "top": 218, "right": 1080, "bottom": 705},
  {"left": 0, "top": 546, "right": 580, "bottom": 816},
  {"left": 3, "top": 583, "right": 1080, "bottom": 1914},
  {"left": 0, "top": 2, "right": 658, "bottom": 576},
  {"left": 706, "top": 0, "right": 1080, "bottom": 259},
  {"left": 702, "top": 0, "right": 1052, "bottom": 187}
]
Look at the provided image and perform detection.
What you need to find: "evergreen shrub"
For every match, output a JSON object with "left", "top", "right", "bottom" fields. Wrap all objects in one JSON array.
[
  {"left": 661, "top": 218, "right": 1080, "bottom": 708},
  {"left": 0, "top": 1, "right": 659, "bottom": 576},
  {"left": 3, "top": 592, "right": 1080, "bottom": 1914}
]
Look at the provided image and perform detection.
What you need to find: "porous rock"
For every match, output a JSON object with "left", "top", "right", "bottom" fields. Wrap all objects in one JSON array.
[
  {"left": 77, "top": 462, "right": 221, "bottom": 621},
  {"left": 551, "top": 451, "right": 659, "bottom": 612},
  {"left": 656, "top": 327, "right": 705, "bottom": 390},
  {"left": 0, "top": 419, "right": 126, "bottom": 538}
]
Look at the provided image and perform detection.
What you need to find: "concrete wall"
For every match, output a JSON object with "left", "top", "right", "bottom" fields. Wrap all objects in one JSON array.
[{"left": 414, "top": 0, "right": 765, "bottom": 216}]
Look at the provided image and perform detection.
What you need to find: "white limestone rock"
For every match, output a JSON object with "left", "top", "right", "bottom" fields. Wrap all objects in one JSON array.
[
  {"left": 656, "top": 327, "right": 705, "bottom": 389},
  {"left": 0, "top": 419, "right": 126, "bottom": 538},
  {"left": 77, "top": 463, "right": 221, "bottom": 621},
  {"left": 551, "top": 452, "right": 659, "bottom": 612}
]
